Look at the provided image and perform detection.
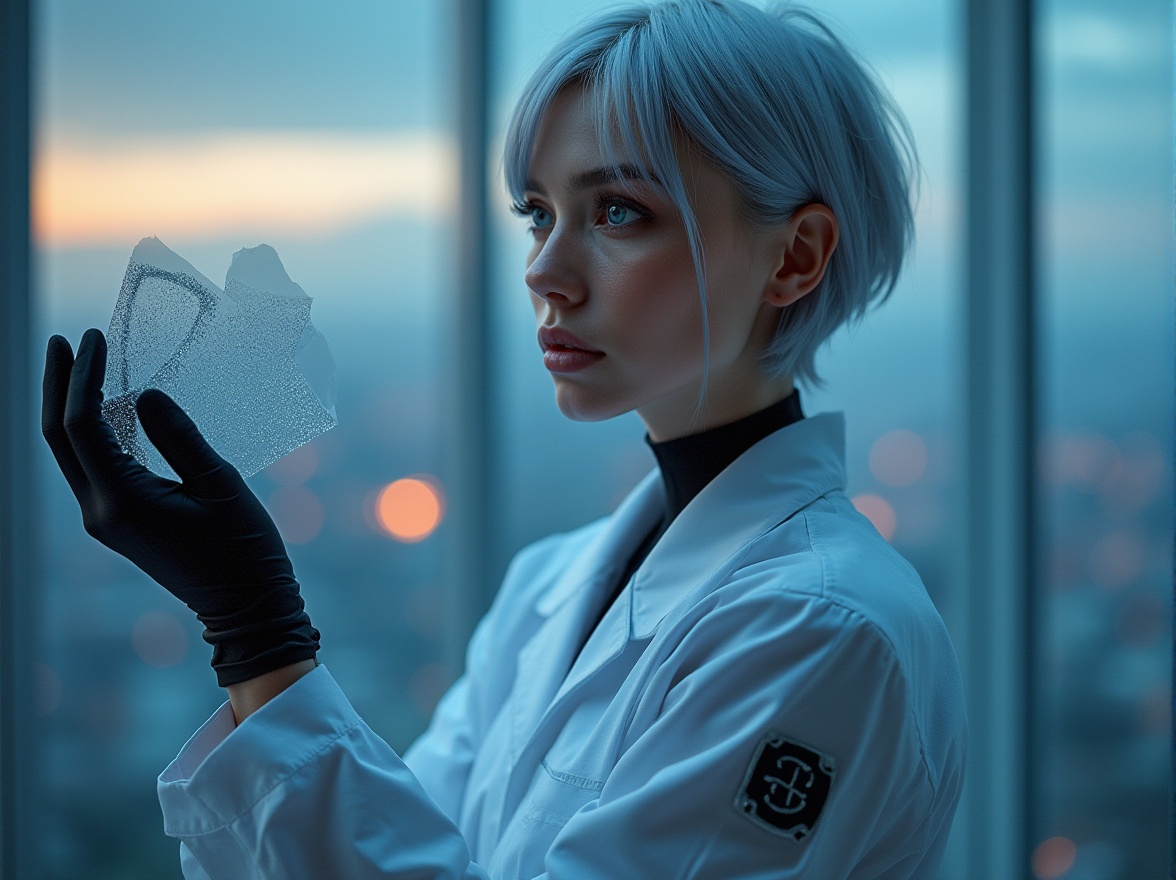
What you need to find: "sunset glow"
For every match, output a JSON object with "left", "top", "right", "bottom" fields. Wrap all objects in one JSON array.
[{"left": 33, "top": 131, "right": 456, "bottom": 247}]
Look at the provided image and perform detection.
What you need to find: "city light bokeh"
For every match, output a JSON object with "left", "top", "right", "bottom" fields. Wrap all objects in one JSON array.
[
  {"left": 850, "top": 492, "right": 898, "bottom": 542},
  {"left": 373, "top": 477, "right": 445, "bottom": 543}
]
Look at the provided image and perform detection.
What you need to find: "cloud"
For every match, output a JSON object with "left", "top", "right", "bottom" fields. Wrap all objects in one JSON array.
[
  {"left": 34, "top": 131, "right": 457, "bottom": 247},
  {"left": 1046, "top": 12, "right": 1169, "bottom": 71}
]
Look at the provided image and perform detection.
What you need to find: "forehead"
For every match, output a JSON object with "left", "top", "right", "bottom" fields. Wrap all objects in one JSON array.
[
  {"left": 528, "top": 87, "right": 628, "bottom": 186},
  {"left": 526, "top": 85, "right": 742, "bottom": 219}
]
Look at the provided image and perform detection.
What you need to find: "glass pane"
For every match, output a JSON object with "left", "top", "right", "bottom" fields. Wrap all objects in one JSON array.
[
  {"left": 1034, "top": 1, "right": 1172, "bottom": 876},
  {"left": 32, "top": 2, "right": 457, "bottom": 876},
  {"left": 487, "top": 5, "right": 652, "bottom": 572},
  {"left": 488, "top": 0, "right": 963, "bottom": 716}
]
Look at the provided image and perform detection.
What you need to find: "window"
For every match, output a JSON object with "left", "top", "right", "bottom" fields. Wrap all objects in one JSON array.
[
  {"left": 32, "top": 2, "right": 459, "bottom": 876},
  {"left": 2, "top": 0, "right": 1168, "bottom": 877},
  {"left": 1033, "top": 0, "right": 1172, "bottom": 874}
]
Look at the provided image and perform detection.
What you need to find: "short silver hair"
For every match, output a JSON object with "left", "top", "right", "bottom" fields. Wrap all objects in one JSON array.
[{"left": 504, "top": 0, "right": 918, "bottom": 388}]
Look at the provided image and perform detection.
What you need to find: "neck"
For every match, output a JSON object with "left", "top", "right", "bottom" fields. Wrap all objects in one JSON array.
[
  {"left": 639, "top": 378, "right": 796, "bottom": 443},
  {"left": 646, "top": 389, "right": 805, "bottom": 520}
]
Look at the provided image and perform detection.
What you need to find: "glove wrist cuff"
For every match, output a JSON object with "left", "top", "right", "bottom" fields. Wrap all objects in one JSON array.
[{"left": 196, "top": 584, "right": 321, "bottom": 688}]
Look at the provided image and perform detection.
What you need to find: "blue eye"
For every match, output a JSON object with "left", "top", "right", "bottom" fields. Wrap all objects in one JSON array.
[
  {"left": 509, "top": 200, "right": 553, "bottom": 233},
  {"left": 605, "top": 203, "right": 636, "bottom": 226}
]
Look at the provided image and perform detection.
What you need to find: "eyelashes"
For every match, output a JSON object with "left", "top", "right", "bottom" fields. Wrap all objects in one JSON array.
[
  {"left": 510, "top": 200, "right": 554, "bottom": 233},
  {"left": 510, "top": 195, "right": 652, "bottom": 233},
  {"left": 594, "top": 195, "right": 647, "bottom": 227},
  {"left": 509, "top": 199, "right": 535, "bottom": 218}
]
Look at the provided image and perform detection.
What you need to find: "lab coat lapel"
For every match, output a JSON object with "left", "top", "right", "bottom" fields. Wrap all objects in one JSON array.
[
  {"left": 509, "top": 468, "right": 663, "bottom": 768},
  {"left": 501, "top": 585, "right": 636, "bottom": 825},
  {"left": 630, "top": 412, "right": 846, "bottom": 637},
  {"left": 548, "top": 573, "right": 633, "bottom": 707}
]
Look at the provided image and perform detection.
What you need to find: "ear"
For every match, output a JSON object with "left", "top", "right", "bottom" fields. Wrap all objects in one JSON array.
[{"left": 763, "top": 204, "right": 839, "bottom": 308}]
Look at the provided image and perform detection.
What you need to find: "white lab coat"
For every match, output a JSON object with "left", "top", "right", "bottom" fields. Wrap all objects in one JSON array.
[{"left": 158, "top": 412, "right": 967, "bottom": 879}]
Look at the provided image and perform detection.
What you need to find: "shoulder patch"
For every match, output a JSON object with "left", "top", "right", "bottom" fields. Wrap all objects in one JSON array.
[{"left": 734, "top": 732, "right": 836, "bottom": 842}]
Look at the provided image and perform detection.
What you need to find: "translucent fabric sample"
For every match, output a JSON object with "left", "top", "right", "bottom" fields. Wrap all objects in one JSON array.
[{"left": 102, "top": 237, "right": 337, "bottom": 479}]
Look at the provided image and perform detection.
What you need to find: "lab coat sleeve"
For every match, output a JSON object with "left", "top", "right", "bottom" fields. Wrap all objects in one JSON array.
[
  {"left": 540, "top": 583, "right": 962, "bottom": 879},
  {"left": 157, "top": 664, "right": 490, "bottom": 880}
]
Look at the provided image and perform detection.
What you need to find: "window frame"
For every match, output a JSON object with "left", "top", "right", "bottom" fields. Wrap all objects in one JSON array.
[
  {"left": 956, "top": 0, "right": 1037, "bottom": 875},
  {"left": 1, "top": 0, "right": 39, "bottom": 877}
]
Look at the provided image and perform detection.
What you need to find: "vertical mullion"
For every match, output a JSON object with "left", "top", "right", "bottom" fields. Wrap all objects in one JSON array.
[
  {"left": 0, "top": 0, "right": 38, "bottom": 877},
  {"left": 445, "top": 0, "right": 494, "bottom": 670},
  {"left": 962, "top": 0, "right": 1036, "bottom": 877}
]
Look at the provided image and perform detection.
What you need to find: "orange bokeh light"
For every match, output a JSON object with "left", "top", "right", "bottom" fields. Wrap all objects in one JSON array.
[
  {"left": 869, "top": 429, "right": 928, "bottom": 487},
  {"left": 375, "top": 477, "right": 445, "bottom": 543},
  {"left": 851, "top": 493, "right": 898, "bottom": 542},
  {"left": 1032, "top": 836, "right": 1077, "bottom": 879}
]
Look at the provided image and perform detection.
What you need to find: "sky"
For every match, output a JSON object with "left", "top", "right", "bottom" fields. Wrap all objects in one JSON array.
[{"left": 33, "top": 0, "right": 1169, "bottom": 255}]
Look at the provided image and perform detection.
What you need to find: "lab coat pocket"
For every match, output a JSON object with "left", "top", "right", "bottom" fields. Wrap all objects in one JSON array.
[
  {"left": 489, "top": 763, "right": 604, "bottom": 878},
  {"left": 518, "top": 761, "right": 602, "bottom": 831}
]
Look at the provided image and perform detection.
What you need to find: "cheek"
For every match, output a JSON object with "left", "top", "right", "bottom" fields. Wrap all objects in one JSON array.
[
  {"left": 598, "top": 246, "right": 704, "bottom": 341},
  {"left": 699, "top": 248, "right": 767, "bottom": 351}
]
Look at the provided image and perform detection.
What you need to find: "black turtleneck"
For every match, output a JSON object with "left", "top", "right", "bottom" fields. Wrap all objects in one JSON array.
[{"left": 581, "top": 391, "right": 805, "bottom": 645}]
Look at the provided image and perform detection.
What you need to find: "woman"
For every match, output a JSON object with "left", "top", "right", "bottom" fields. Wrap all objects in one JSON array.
[{"left": 41, "top": 1, "right": 966, "bottom": 876}]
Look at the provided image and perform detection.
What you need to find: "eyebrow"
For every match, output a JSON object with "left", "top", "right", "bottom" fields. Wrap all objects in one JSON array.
[{"left": 525, "top": 164, "right": 662, "bottom": 195}]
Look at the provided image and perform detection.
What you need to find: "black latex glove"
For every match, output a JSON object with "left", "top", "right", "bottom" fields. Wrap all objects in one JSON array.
[{"left": 41, "top": 328, "right": 319, "bottom": 687}]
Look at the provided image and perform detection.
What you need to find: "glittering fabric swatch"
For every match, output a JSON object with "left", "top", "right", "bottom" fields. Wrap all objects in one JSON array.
[{"left": 102, "top": 237, "right": 337, "bottom": 479}]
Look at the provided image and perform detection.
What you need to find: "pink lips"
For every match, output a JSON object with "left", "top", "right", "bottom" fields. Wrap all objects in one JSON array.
[{"left": 538, "top": 326, "right": 604, "bottom": 373}]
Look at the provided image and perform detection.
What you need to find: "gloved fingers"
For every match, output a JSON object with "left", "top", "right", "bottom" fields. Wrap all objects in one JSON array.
[
  {"left": 136, "top": 388, "right": 241, "bottom": 499},
  {"left": 62, "top": 328, "right": 142, "bottom": 495},
  {"left": 41, "top": 334, "right": 91, "bottom": 501}
]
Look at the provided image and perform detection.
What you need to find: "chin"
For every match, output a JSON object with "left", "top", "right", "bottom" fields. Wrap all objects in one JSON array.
[{"left": 552, "top": 385, "right": 633, "bottom": 424}]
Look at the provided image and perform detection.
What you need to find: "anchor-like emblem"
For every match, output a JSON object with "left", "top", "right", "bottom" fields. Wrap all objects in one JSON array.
[
  {"left": 761, "top": 755, "right": 815, "bottom": 815},
  {"left": 735, "top": 733, "right": 836, "bottom": 842}
]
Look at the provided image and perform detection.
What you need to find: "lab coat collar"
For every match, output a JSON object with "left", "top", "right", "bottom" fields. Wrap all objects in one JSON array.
[
  {"left": 533, "top": 412, "right": 846, "bottom": 637},
  {"left": 534, "top": 467, "right": 665, "bottom": 618},
  {"left": 629, "top": 411, "right": 845, "bottom": 638},
  {"left": 513, "top": 469, "right": 664, "bottom": 770}
]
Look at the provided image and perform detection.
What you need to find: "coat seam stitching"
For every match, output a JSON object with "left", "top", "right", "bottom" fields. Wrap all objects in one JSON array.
[{"left": 184, "top": 718, "right": 366, "bottom": 836}]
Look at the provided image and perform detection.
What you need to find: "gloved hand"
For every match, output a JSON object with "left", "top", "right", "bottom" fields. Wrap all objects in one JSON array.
[{"left": 41, "top": 328, "right": 319, "bottom": 687}]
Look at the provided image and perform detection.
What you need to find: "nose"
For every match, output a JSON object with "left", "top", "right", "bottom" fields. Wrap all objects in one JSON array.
[{"left": 524, "top": 228, "right": 588, "bottom": 307}]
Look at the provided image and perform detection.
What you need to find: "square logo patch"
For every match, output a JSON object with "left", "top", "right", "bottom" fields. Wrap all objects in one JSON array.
[{"left": 734, "top": 732, "right": 836, "bottom": 842}]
